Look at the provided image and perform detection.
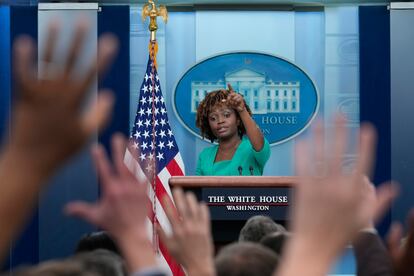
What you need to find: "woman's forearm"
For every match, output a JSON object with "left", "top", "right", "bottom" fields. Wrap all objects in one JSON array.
[{"left": 239, "top": 109, "right": 264, "bottom": 151}]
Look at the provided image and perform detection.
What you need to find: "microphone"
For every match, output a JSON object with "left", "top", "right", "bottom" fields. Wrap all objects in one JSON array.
[
  {"left": 249, "top": 166, "right": 254, "bottom": 176},
  {"left": 238, "top": 166, "right": 243, "bottom": 176}
]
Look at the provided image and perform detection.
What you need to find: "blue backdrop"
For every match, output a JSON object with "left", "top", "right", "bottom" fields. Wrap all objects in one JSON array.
[{"left": 0, "top": 4, "right": 398, "bottom": 273}]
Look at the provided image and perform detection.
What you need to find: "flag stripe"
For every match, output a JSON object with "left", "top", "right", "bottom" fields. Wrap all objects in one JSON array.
[
  {"left": 146, "top": 197, "right": 182, "bottom": 276},
  {"left": 126, "top": 149, "right": 173, "bottom": 234},
  {"left": 145, "top": 218, "right": 171, "bottom": 275},
  {"left": 166, "top": 158, "right": 184, "bottom": 176},
  {"left": 158, "top": 238, "right": 186, "bottom": 276},
  {"left": 127, "top": 147, "right": 176, "bottom": 220},
  {"left": 156, "top": 177, "right": 174, "bottom": 208},
  {"left": 174, "top": 153, "right": 185, "bottom": 173},
  {"left": 145, "top": 211, "right": 182, "bottom": 276},
  {"left": 158, "top": 167, "right": 174, "bottom": 198}
]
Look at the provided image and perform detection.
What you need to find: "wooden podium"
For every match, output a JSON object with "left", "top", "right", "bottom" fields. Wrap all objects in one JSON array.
[
  {"left": 169, "top": 176, "right": 298, "bottom": 187},
  {"left": 169, "top": 176, "right": 297, "bottom": 243}
]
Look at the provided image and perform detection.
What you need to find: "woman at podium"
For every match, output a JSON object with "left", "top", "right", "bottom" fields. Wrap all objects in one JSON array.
[{"left": 195, "top": 84, "right": 270, "bottom": 176}]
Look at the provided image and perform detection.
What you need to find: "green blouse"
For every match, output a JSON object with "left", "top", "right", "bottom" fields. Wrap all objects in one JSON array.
[{"left": 195, "top": 137, "right": 270, "bottom": 176}]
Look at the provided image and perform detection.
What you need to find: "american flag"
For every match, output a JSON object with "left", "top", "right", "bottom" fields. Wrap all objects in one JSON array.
[{"left": 124, "top": 45, "right": 185, "bottom": 275}]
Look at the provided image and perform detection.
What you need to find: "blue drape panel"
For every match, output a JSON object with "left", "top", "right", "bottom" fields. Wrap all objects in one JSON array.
[
  {"left": 98, "top": 6, "right": 130, "bottom": 152},
  {"left": 359, "top": 6, "right": 391, "bottom": 236}
]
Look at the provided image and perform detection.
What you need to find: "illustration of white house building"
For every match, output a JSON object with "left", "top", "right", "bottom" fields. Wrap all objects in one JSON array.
[{"left": 191, "top": 68, "right": 300, "bottom": 114}]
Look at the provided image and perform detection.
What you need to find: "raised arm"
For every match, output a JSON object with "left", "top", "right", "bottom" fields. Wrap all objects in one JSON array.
[
  {"left": 0, "top": 20, "right": 117, "bottom": 261},
  {"left": 158, "top": 188, "right": 216, "bottom": 276},
  {"left": 387, "top": 211, "right": 414, "bottom": 276},
  {"left": 353, "top": 178, "right": 395, "bottom": 276},
  {"left": 66, "top": 134, "right": 159, "bottom": 274},
  {"left": 275, "top": 118, "right": 397, "bottom": 276},
  {"left": 227, "top": 84, "right": 264, "bottom": 151}
]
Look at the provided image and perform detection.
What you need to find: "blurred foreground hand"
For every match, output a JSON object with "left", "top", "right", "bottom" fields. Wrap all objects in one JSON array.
[{"left": 0, "top": 19, "right": 118, "bottom": 262}]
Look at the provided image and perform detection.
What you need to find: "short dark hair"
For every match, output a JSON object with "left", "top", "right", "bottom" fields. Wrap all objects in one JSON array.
[
  {"left": 239, "top": 215, "right": 286, "bottom": 243},
  {"left": 196, "top": 89, "right": 252, "bottom": 142},
  {"left": 75, "top": 231, "right": 120, "bottom": 256},
  {"left": 215, "top": 242, "right": 279, "bottom": 276},
  {"left": 9, "top": 260, "right": 91, "bottom": 276},
  {"left": 260, "top": 232, "right": 290, "bottom": 256},
  {"left": 10, "top": 249, "right": 126, "bottom": 276},
  {"left": 72, "top": 249, "right": 127, "bottom": 276}
]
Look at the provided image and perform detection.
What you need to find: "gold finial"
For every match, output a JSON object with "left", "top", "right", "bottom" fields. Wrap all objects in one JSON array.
[{"left": 142, "top": 0, "right": 168, "bottom": 42}]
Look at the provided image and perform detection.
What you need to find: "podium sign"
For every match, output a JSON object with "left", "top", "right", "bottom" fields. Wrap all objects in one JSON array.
[
  {"left": 202, "top": 187, "right": 291, "bottom": 220},
  {"left": 169, "top": 176, "right": 297, "bottom": 242},
  {"left": 170, "top": 176, "right": 296, "bottom": 221}
]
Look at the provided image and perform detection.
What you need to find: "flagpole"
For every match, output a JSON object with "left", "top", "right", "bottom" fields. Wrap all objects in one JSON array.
[
  {"left": 142, "top": 0, "right": 168, "bottom": 254},
  {"left": 130, "top": 3, "right": 184, "bottom": 274}
]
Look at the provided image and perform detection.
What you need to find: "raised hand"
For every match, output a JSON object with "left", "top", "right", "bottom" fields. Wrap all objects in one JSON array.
[
  {"left": 276, "top": 116, "right": 397, "bottom": 276},
  {"left": 158, "top": 188, "right": 215, "bottom": 276},
  {"left": 65, "top": 134, "right": 147, "bottom": 237},
  {"left": 387, "top": 211, "right": 414, "bottom": 276},
  {"left": 225, "top": 83, "right": 264, "bottom": 151},
  {"left": 10, "top": 20, "right": 118, "bottom": 172},
  {"left": 0, "top": 20, "right": 118, "bottom": 262},
  {"left": 66, "top": 134, "right": 156, "bottom": 272},
  {"left": 352, "top": 177, "right": 396, "bottom": 276},
  {"left": 226, "top": 83, "right": 246, "bottom": 113},
  {"left": 360, "top": 176, "right": 398, "bottom": 230}
]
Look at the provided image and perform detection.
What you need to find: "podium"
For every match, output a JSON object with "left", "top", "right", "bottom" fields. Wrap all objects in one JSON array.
[{"left": 169, "top": 176, "right": 297, "bottom": 243}]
